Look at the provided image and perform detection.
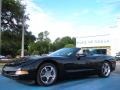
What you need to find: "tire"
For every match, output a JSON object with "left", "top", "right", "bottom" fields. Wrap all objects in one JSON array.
[
  {"left": 36, "top": 63, "right": 57, "bottom": 86},
  {"left": 98, "top": 62, "right": 111, "bottom": 78}
]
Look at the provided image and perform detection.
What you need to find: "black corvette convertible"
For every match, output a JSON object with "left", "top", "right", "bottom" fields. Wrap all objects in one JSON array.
[{"left": 2, "top": 48, "right": 116, "bottom": 86}]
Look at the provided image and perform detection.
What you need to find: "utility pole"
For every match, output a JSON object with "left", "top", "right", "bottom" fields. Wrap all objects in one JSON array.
[
  {"left": 21, "top": 16, "right": 25, "bottom": 57},
  {"left": 20, "top": 1, "right": 27, "bottom": 57},
  {"left": 0, "top": 0, "right": 2, "bottom": 55}
]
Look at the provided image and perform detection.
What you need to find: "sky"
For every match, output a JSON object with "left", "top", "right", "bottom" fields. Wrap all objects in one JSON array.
[{"left": 24, "top": 0, "right": 120, "bottom": 41}]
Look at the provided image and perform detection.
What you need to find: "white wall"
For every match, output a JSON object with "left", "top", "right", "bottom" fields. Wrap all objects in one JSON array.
[
  {"left": 76, "top": 29, "right": 120, "bottom": 56},
  {"left": 76, "top": 34, "right": 111, "bottom": 47},
  {"left": 110, "top": 29, "right": 120, "bottom": 56}
]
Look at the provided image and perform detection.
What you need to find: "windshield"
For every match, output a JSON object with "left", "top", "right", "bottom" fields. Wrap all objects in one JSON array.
[{"left": 49, "top": 48, "right": 79, "bottom": 57}]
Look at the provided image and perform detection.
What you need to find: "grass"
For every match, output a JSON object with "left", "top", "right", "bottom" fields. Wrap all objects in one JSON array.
[
  {"left": 0, "top": 63, "right": 5, "bottom": 73},
  {"left": 0, "top": 63, "right": 5, "bottom": 68}
]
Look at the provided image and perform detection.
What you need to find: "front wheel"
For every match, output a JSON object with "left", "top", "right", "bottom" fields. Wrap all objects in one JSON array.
[
  {"left": 98, "top": 62, "right": 111, "bottom": 77},
  {"left": 36, "top": 63, "right": 57, "bottom": 86}
]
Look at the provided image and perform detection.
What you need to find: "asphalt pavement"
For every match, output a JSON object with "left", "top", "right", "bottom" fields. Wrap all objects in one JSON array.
[
  {"left": 0, "top": 62, "right": 120, "bottom": 90},
  {"left": 0, "top": 73, "right": 120, "bottom": 90}
]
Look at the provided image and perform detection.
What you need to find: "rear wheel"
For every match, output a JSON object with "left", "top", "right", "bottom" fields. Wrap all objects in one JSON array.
[
  {"left": 36, "top": 63, "right": 57, "bottom": 86},
  {"left": 98, "top": 62, "right": 111, "bottom": 77}
]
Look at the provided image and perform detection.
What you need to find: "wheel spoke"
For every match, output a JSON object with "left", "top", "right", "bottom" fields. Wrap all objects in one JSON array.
[
  {"left": 49, "top": 74, "right": 54, "bottom": 78},
  {"left": 41, "top": 74, "right": 46, "bottom": 78},
  {"left": 44, "top": 67, "right": 48, "bottom": 72},
  {"left": 45, "top": 77, "right": 50, "bottom": 83},
  {"left": 40, "top": 65, "right": 56, "bottom": 85},
  {"left": 102, "top": 63, "right": 110, "bottom": 76}
]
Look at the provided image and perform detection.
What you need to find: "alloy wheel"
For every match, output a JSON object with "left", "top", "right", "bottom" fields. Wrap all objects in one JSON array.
[
  {"left": 40, "top": 65, "right": 57, "bottom": 85},
  {"left": 101, "top": 63, "right": 111, "bottom": 77}
]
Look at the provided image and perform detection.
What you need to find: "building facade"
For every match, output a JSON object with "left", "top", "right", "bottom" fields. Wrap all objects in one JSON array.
[{"left": 76, "top": 32, "right": 120, "bottom": 56}]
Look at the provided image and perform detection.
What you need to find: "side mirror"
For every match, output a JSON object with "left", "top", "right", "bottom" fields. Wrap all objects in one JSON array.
[{"left": 76, "top": 54, "right": 86, "bottom": 60}]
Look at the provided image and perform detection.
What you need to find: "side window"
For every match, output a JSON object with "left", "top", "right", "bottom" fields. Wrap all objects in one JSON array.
[
  {"left": 76, "top": 49, "right": 90, "bottom": 55},
  {"left": 76, "top": 49, "right": 83, "bottom": 55},
  {"left": 83, "top": 49, "right": 90, "bottom": 55}
]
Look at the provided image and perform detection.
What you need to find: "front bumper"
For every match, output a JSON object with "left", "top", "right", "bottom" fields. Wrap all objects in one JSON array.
[{"left": 2, "top": 66, "right": 36, "bottom": 80}]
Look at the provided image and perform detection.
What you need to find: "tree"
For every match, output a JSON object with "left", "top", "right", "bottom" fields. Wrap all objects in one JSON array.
[
  {"left": 53, "top": 36, "right": 76, "bottom": 50},
  {"left": 37, "top": 31, "right": 51, "bottom": 42},
  {"left": 2, "top": 0, "right": 28, "bottom": 31},
  {"left": 17, "top": 49, "right": 29, "bottom": 56},
  {"left": 64, "top": 44, "right": 75, "bottom": 48},
  {"left": 44, "top": 31, "right": 49, "bottom": 40},
  {"left": 38, "top": 32, "right": 43, "bottom": 41},
  {"left": 1, "top": 0, "right": 36, "bottom": 57},
  {"left": 72, "top": 37, "right": 76, "bottom": 46},
  {"left": 28, "top": 31, "right": 76, "bottom": 55},
  {"left": 32, "top": 51, "right": 39, "bottom": 55},
  {"left": 1, "top": 29, "right": 35, "bottom": 56},
  {"left": 29, "top": 31, "right": 51, "bottom": 55}
]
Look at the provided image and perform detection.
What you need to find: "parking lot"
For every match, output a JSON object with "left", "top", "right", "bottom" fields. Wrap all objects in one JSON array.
[{"left": 0, "top": 62, "right": 120, "bottom": 90}]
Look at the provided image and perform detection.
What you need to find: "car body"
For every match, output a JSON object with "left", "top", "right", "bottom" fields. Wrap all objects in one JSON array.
[
  {"left": 0, "top": 55, "right": 5, "bottom": 59},
  {"left": 2, "top": 48, "right": 116, "bottom": 86}
]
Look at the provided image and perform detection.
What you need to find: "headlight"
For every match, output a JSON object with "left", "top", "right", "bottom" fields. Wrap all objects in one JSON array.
[{"left": 15, "top": 68, "right": 29, "bottom": 75}]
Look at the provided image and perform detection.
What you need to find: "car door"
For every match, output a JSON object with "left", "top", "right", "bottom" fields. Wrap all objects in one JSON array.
[
  {"left": 64, "top": 55, "right": 89, "bottom": 73},
  {"left": 78, "top": 54, "right": 100, "bottom": 71},
  {"left": 64, "top": 49, "right": 99, "bottom": 73},
  {"left": 69, "top": 54, "right": 99, "bottom": 72},
  {"left": 73, "top": 54, "right": 96, "bottom": 72}
]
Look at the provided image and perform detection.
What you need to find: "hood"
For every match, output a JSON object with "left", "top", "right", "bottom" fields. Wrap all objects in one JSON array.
[
  {"left": 6, "top": 56, "right": 43, "bottom": 66},
  {"left": 6, "top": 55, "right": 67, "bottom": 67},
  {"left": 6, "top": 55, "right": 50, "bottom": 66}
]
